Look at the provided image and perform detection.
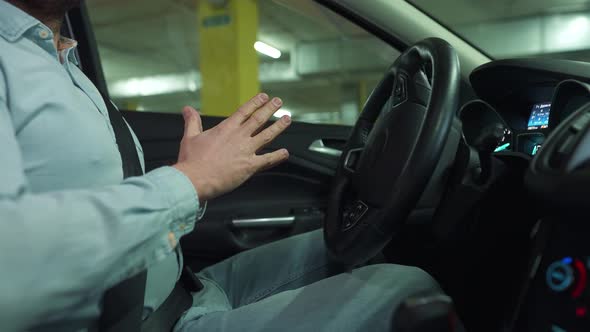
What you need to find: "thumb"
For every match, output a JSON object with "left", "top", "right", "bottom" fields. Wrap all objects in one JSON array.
[{"left": 182, "top": 106, "right": 203, "bottom": 138}]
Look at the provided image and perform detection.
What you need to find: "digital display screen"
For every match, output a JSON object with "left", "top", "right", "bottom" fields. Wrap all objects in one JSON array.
[{"left": 528, "top": 103, "right": 551, "bottom": 130}]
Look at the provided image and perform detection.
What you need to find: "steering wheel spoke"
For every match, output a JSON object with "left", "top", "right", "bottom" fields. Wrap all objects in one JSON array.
[{"left": 343, "top": 147, "right": 364, "bottom": 173}]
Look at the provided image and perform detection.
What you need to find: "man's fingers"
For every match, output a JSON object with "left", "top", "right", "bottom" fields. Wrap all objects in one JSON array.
[
  {"left": 252, "top": 115, "right": 291, "bottom": 149},
  {"left": 244, "top": 97, "right": 283, "bottom": 133},
  {"left": 254, "top": 148, "right": 290, "bottom": 171},
  {"left": 182, "top": 106, "right": 202, "bottom": 138},
  {"left": 195, "top": 109, "right": 203, "bottom": 133},
  {"left": 227, "top": 93, "right": 269, "bottom": 126}
]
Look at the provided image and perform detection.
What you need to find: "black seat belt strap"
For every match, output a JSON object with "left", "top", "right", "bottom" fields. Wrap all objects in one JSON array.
[
  {"left": 141, "top": 282, "right": 193, "bottom": 332},
  {"left": 97, "top": 96, "right": 147, "bottom": 332},
  {"left": 104, "top": 99, "right": 143, "bottom": 178}
]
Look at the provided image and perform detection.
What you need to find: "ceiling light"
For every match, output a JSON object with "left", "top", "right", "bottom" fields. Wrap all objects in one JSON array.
[
  {"left": 254, "top": 41, "right": 281, "bottom": 59},
  {"left": 109, "top": 71, "right": 201, "bottom": 98},
  {"left": 557, "top": 16, "right": 590, "bottom": 48},
  {"left": 273, "top": 109, "right": 292, "bottom": 118}
]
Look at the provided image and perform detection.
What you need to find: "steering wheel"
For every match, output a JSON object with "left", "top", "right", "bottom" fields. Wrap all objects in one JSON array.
[{"left": 323, "top": 38, "right": 461, "bottom": 266}]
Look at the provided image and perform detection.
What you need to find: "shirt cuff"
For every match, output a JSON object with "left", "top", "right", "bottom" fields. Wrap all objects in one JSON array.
[
  {"left": 197, "top": 201, "right": 207, "bottom": 220},
  {"left": 144, "top": 166, "right": 202, "bottom": 241}
]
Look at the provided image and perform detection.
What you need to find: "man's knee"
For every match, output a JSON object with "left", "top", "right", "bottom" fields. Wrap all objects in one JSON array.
[{"left": 352, "top": 263, "right": 439, "bottom": 291}]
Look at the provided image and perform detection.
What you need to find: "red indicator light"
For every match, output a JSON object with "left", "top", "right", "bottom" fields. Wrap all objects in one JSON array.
[
  {"left": 572, "top": 259, "right": 587, "bottom": 299},
  {"left": 576, "top": 307, "right": 587, "bottom": 317}
]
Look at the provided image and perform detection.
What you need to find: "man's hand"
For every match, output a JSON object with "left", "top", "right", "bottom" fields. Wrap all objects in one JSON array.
[{"left": 173, "top": 93, "right": 291, "bottom": 201}]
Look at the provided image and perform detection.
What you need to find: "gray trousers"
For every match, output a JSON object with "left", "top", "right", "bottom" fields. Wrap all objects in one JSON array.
[{"left": 174, "top": 230, "right": 440, "bottom": 332}]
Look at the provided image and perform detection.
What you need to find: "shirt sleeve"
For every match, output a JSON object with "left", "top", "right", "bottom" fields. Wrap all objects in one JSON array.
[
  {"left": 123, "top": 112, "right": 206, "bottom": 249},
  {"left": 0, "top": 84, "right": 201, "bottom": 330}
]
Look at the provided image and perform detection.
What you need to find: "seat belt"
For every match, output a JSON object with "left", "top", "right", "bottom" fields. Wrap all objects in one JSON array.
[
  {"left": 97, "top": 97, "right": 201, "bottom": 332},
  {"left": 141, "top": 266, "right": 202, "bottom": 332},
  {"left": 97, "top": 96, "right": 148, "bottom": 332},
  {"left": 141, "top": 279, "right": 193, "bottom": 332}
]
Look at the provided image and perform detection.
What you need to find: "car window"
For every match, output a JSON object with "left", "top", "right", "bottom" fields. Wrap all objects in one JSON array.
[{"left": 86, "top": 0, "right": 398, "bottom": 126}]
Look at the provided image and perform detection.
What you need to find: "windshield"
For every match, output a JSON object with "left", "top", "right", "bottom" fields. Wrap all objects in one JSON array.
[{"left": 409, "top": 0, "right": 590, "bottom": 61}]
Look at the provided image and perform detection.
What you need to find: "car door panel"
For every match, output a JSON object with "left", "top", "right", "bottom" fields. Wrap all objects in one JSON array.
[{"left": 123, "top": 111, "right": 351, "bottom": 267}]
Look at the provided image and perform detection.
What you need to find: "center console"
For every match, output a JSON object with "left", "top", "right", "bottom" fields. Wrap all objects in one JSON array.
[
  {"left": 511, "top": 86, "right": 590, "bottom": 332},
  {"left": 513, "top": 221, "right": 590, "bottom": 332}
]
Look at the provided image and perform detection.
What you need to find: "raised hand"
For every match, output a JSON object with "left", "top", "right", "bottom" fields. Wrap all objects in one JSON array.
[{"left": 173, "top": 93, "right": 291, "bottom": 201}]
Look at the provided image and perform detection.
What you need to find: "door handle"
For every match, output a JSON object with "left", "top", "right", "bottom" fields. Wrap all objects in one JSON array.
[
  {"left": 231, "top": 216, "right": 295, "bottom": 228},
  {"left": 308, "top": 139, "right": 342, "bottom": 157}
]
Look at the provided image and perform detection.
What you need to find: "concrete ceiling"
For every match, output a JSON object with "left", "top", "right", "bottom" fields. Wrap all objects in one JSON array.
[
  {"left": 409, "top": 0, "right": 590, "bottom": 59},
  {"left": 410, "top": 0, "right": 590, "bottom": 25}
]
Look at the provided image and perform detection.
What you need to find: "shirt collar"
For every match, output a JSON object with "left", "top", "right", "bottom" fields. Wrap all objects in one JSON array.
[
  {"left": 0, "top": 1, "right": 80, "bottom": 66},
  {"left": 0, "top": 1, "right": 40, "bottom": 42},
  {"left": 59, "top": 36, "right": 80, "bottom": 66}
]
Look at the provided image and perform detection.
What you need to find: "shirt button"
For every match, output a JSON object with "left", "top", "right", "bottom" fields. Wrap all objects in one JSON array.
[
  {"left": 38, "top": 29, "right": 50, "bottom": 39},
  {"left": 168, "top": 232, "right": 177, "bottom": 248}
]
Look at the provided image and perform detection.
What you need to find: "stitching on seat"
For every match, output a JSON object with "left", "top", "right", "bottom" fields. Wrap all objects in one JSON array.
[{"left": 243, "top": 263, "right": 329, "bottom": 305}]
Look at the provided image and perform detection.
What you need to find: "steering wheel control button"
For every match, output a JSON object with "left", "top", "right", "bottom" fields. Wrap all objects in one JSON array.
[
  {"left": 343, "top": 148, "right": 363, "bottom": 173},
  {"left": 341, "top": 200, "right": 368, "bottom": 231},
  {"left": 546, "top": 260, "right": 574, "bottom": 292},
  {"left": 392, "top": 76, "right": 407, "bottom": 107}
]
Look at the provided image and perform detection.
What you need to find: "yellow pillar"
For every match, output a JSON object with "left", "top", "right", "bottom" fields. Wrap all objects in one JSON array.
[
  {"left": 123, "top": 99, "right": 139, "bottom": 111},
  {"left": 358, "top": 79, "right": 369, "bottom": 110},
  {"left": 197, "top": 0, "right": 260, "bottom": 116}
]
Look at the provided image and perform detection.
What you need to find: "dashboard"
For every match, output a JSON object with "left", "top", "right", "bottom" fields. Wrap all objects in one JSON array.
[
  {"left": 458, "top": 99, "right": 553, "bottom": 157},
  {"left": 495, "top": 101, "right": 551, "bottom": 156},
  {"left": 500, "top": 101, "right": 551, "bottom": 156},
  {"left": 464, "top": 59, "right": 590, "bottom": 158},
  {"left": 466, "top": 59, "right": 590, "bottom": 332}
]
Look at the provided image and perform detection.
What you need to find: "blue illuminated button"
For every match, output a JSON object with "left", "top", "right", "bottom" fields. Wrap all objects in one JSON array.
[
  {"left": 546, "top": 260, "right": 574, "bottom": 292},
  {"left": 494, "top": 143, "right": 510, "bottom": 152}
]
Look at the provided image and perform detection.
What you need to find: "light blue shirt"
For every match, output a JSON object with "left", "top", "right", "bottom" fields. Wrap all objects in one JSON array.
[{"left": 0, "top": 2, "right": 204, "bottom": 330}]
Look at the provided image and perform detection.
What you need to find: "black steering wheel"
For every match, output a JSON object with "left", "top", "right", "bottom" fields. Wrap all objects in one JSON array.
[{"left": 323, "top": 38, "right": 461, "bottom": 266}]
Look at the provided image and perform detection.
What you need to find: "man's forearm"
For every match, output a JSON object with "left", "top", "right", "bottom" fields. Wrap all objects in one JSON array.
[{"left": 0, "top": 166, "right": 202, "bottom": 329}]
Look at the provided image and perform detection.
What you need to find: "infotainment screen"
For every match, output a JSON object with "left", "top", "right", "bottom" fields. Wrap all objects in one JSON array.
[{"left": 528, "top": 103, "right": 551, "bottom": 130}]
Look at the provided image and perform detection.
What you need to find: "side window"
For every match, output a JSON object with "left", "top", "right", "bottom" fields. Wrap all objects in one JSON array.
[{"left": 87, "top": 0, "right": 398, "bottom": 126}]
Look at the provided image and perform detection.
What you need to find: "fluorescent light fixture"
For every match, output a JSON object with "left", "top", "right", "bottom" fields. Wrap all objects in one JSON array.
[
  {"left": 557, "top": 16, "right": 590, "bottom": 48},
  {"left": 254, "top": 41, "right": 281, "bottom": 59},
  {"left": 109, "top": 71, "right": 201, "bottom": 98},
  {"left": 273, "top": 109, "right": 292, "bottom": 118}
]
